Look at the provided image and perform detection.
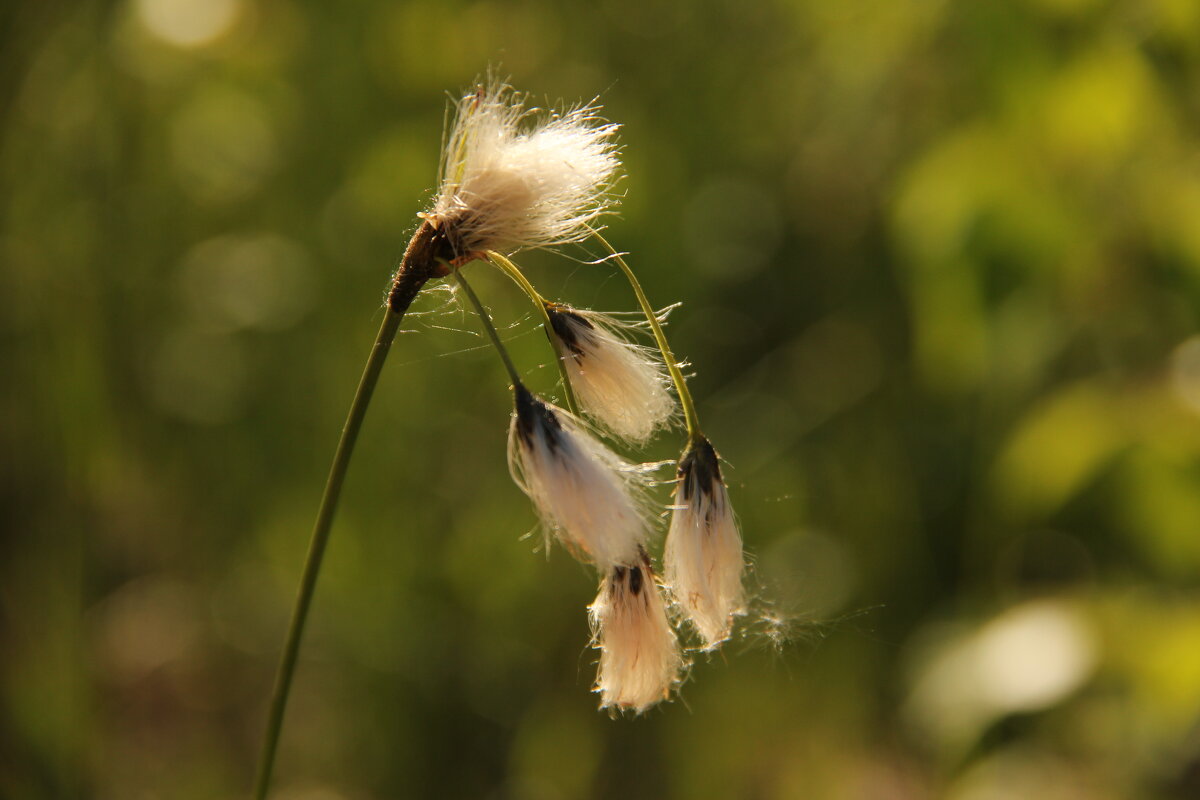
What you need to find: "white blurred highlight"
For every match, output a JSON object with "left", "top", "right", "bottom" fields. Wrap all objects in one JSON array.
[
  {"left": 136, "top": 0, "right": 240, "bottom": 48},
  {"left": 1170, "top": 335, "right": 1200, "bottom": 415},
  {"left": 906, "top": 599, "right": 1098, "bottom": 748}
]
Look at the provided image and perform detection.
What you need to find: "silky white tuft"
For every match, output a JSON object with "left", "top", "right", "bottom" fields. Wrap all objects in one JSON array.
[
  {"left": 429, "top": 82, "right": 620, "bottom": 257},
  {"left": 664, "top": 436, "right": 746, "bottom": 649},
  {"left": 588, "top": 551, "right": 683, "bottom": 713},
  {"left": 508, "top": 385, "right": 651, "bottom": 568},
  {"left": 546, "top": 305, "right": 676, "bottom": 444}
]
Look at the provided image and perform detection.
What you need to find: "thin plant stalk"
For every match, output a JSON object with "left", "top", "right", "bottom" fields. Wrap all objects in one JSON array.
[
  {"left": 451, "top": 266, "right": 523, "bottom": 387},
  {"left": 587, "top": 227, "right": 702, "bottom": 441},
  {"left": 253, "top": 310, "right": 400, "bottom": 799},
  {"left": 485, "top": 250, "right": 580, "bottom": 414},
  {"left": 255, "top": 220, "right": 450, "bottom": 800}
]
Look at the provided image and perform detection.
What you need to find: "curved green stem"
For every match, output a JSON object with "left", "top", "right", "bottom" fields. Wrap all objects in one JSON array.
[
  {"left": 587, "top": 227, "right": 702, "bottom": 442},
  {"left": 452, "top": 266, "right": 523, "bottom": 388},
  {"left": 485, "top": 251, "right": 580, "bottom": 415},
  {"left": 254, "top": 308, "right": 403, "bottom": 800},
  {"left": 256, "top": 219, "right": 450, "bottom": 798}
]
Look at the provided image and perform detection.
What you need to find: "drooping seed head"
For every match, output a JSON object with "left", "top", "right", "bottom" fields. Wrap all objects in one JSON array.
[
  {"left": 663, "top": 436, "right": 746, "bottom": 649},
  {"left": 508, "top": 385, "right": 651, "bottom": 568},
  {"left": 428, "top": 82, "right": 621, "bottom": 258},
  {"left": 588, "top": 549, "right": 683, "bottom": 713},
  {"left": 546, "top": 305, "right": 676, "bottom": 445}
]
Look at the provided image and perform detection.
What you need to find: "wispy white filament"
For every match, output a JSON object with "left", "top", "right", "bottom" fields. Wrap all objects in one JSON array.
[
  {"left": 508, "top": 386, "right": 651, "bottom": 568},
  {"left": 547, "top": 306, "right": 675, "bottom": 444},
  {"left": 430, "top": 82, "right": 620, "bottom": 256},
  {"left": 664, "top": 437, "right": 745, "bottom": 649},
  {"left": 589, "top": 553, "right": 682, "bottom": 713}
]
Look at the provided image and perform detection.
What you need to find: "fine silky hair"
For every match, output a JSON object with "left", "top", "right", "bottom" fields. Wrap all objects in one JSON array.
[{"left": 546, "top": 305, "right": 676, "bottom": 445}]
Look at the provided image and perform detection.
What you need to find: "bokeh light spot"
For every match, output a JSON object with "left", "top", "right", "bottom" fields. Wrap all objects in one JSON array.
[
  {"left": 170, "top": 88, "right": 278, "bottom": 204},
  {"left": 177, "top": 233, "right": 316, "bottom": 332},
  {"left": 1170, "top": 336, "right": 1200, "bottom": 415},
  {"left": 148, "top": 326, "right": 248, "bottom": 425},
  {"left": 136, "top": 0, "right": 241, "bottom": 48},
  {"left": 906, "top": 600, "right": 1097, "bottom": 750}
]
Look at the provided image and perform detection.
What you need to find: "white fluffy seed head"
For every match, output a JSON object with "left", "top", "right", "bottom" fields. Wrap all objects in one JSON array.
[
  {"left": 508, "top": 385, "right": 651, "bottom": 568},
  {"left": 664, "top": 437, "right": 746, "bottom": 649},
  {"left": 546, "top": 305, "right": 676, "bottom": 445},
  {"left": 429, "top": 82, "right": 620, "bottom": 258},
  {"left": 588, "top": 550, "right": 683, "bottom": 713}
]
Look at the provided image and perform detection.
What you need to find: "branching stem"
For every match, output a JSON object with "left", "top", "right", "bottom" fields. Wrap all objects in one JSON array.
[{"left": 485, "top": 250, "right": 580, "bottom": 415}]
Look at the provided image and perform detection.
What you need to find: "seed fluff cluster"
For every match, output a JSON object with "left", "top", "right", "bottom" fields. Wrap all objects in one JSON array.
[
  {"left": 428, "top": 82, "right": 620, "bottom": 258},
  {"left": 432, "top": 80, "right": 748, "bottom": 714},
  {"left": 664, "top": 437, "right": 745, "bottom": 648},
  {"left": 588, "top": 548, "right": 682, "bottom": 712},
  {"left": 508, "top": 385, "right": 651, "bottom": 568},
  {"left": 546, "top": 305, "right": 675, "bottom": 445}
]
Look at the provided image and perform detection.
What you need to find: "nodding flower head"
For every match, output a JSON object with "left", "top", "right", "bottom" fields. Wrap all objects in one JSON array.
[
  {"left": 508, "top": 385, "right": 651, "bottom": 568},
  {"left": 546, "top": 305, "right": 675, "bottom": 445},
  {"left": 664, "top": 436, "right": 746, "bottom": 649},
  {"left": 427, "top": 82, "right": 620, "bottom": 259},
  {"left": 588, "top": 548, "right": 682, "bottom": 713}
]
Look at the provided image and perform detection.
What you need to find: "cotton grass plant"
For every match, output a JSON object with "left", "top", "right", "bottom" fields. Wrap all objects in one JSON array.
[{"left": 254, "top": 80, "right": 751, "bottom": 797}]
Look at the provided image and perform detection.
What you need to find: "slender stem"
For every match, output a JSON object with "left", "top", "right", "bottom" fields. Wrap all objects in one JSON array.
[
  {"left": 485, "top": 251, "right": 580, "bottom": 415},
  {"left": 452, "top": 267, "right": 523, "bottom": 387},
  {"left": 254, "top": 309, "right": 404, "bottom": 800},
  {"left": 256, "top": 218, "right": 448, "bottom": 799},
  {"left": 587, "top": 227, "right": 702, "bottom": 441},
  {"left": 484, "top": 250, "right": 545, "bottom": 308}
]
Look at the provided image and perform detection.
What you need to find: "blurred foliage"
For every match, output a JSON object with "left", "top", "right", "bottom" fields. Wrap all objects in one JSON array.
[{"left": 5, "top": 0, "right": 1200, "bottom": 798}]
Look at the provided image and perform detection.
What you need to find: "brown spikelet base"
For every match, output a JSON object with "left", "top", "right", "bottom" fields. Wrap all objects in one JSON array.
[{"left": 388, "top": 219, "right": 457, "bottom": 314}]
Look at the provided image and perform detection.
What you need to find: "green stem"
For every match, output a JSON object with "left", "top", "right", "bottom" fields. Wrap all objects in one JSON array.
[
  {"left": 255, "top": 216, "right": 454, "bottom": 798},
  {"left": 485, "top": 251, "right": 580, "bottom": 415},
  {"left": 452, "top": 266, "right": 523, "bottom": 387},
  {"left": 254, "top": 309, "right": 405, "bottom": 799},
  {"left": 254, "top": 218, "right": 449, "bottom": 798},
  {"left": 587, "top": 227, "right": 702, "bottom": 441}
]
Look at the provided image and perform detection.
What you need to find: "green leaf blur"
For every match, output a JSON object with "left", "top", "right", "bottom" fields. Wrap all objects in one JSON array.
[{"left": 5, "top": 0, "right": 1200, "bottom": 797}]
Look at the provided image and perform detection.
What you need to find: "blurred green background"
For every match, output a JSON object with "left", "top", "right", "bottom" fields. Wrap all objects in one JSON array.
[{"left": 6, "top": 0, "right": 1200, "bottom": 797}]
